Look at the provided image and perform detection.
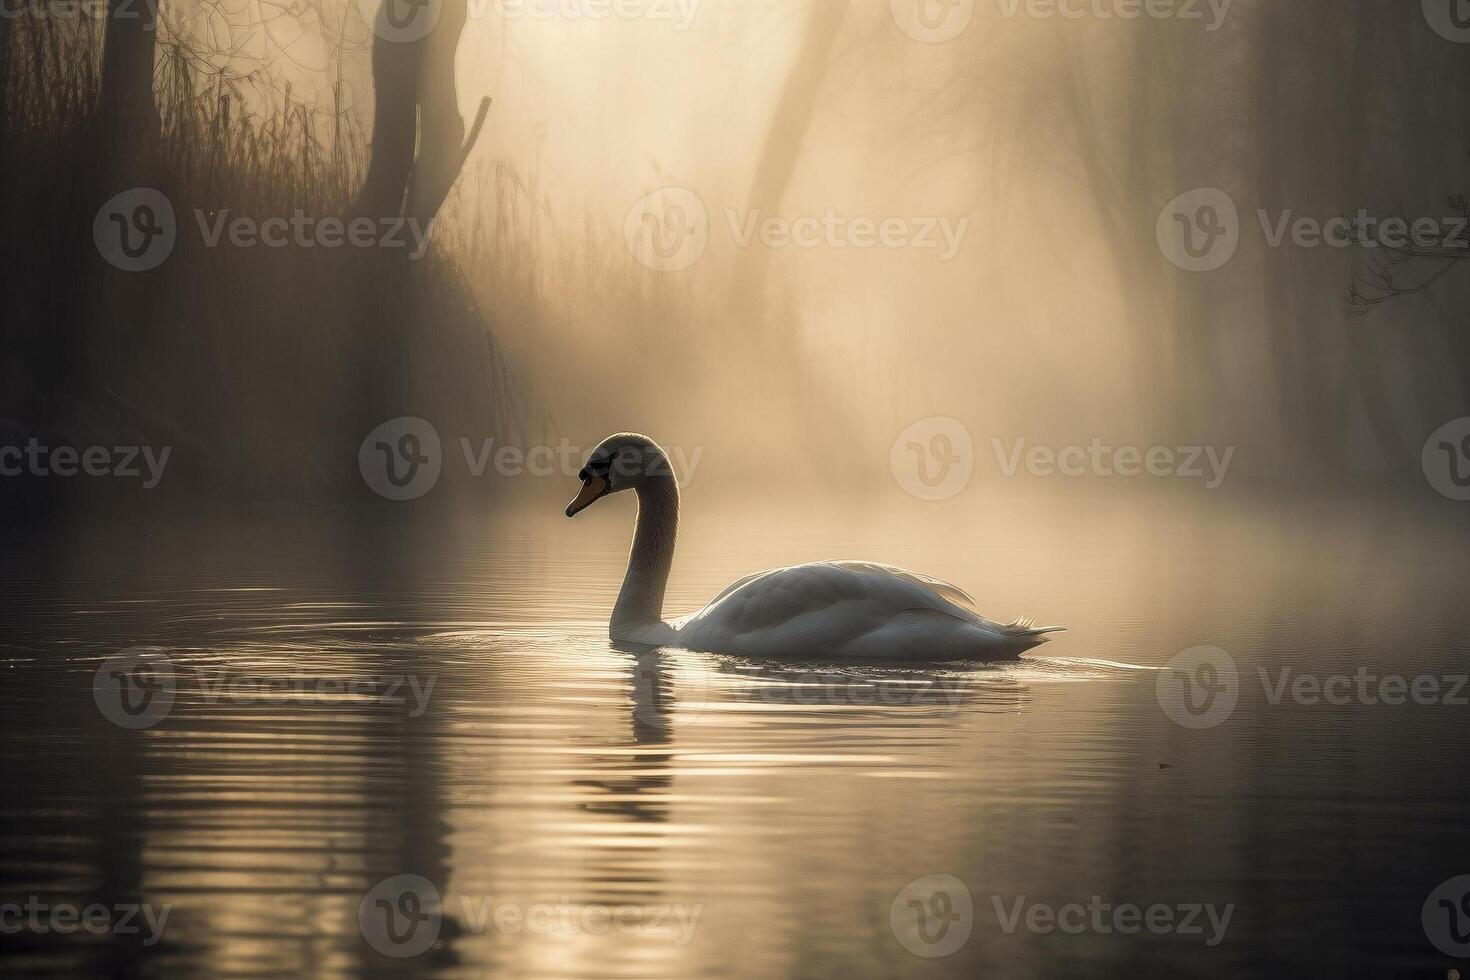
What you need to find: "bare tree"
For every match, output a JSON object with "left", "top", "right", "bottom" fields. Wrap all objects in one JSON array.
[
  {"left": 100, "top": 0, "right": 160, "bottom": 167},
  {"left": 728, "top": 0, "right": 846, "bottom": 320},
  {"left": 354, "top": 0, "right": 489, "bottom": 227},
  {"left": 1349, "top": 193, "right": 1470, "bottom": 311}
]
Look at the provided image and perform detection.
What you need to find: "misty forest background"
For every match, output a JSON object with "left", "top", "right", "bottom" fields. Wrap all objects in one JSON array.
[{"left": 2, "top": 0, "right": 1468, "bottom": 515}]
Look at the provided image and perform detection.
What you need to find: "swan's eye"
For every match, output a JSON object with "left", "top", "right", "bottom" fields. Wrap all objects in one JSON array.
[{"left": 580, "top": 451, "right": 619, "bottom": 483}]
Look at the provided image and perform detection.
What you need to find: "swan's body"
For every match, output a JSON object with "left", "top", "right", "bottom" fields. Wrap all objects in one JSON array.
[
  {"left": 567, "top": 434, "right": 1060, "bottom": 661},
  {"left": 656, "top": 560, "right": 1056, "bottom": 659}
]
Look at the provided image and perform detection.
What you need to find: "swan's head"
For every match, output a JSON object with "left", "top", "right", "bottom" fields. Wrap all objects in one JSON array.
[{"left": 566, "top": 433, "right": 674, "bottom": 517}]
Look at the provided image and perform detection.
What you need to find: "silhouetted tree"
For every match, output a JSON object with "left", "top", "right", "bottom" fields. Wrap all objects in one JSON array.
[
  {"left": 100, "top": 0, "right": 159, "bottom": 162},
  {"left": 729, "top": 0, "right": 846, "bottom": 321},
  {"left": 355, "top": 0, "right": 487, "bottom": 226}
]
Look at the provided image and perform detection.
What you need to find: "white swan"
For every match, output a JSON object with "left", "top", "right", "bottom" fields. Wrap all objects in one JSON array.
[{"left": 566, "top": 433, "right": 1062, "bottom": 660}]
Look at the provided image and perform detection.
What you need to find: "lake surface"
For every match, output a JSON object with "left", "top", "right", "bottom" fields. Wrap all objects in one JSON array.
[{"left": 3, "top": 491, "right": 1469, "bottom": 978}]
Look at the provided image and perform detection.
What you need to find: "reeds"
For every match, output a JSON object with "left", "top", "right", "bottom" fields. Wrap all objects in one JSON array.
[{"left": 0, "top": 11, "right": 524, "bottom": 512}]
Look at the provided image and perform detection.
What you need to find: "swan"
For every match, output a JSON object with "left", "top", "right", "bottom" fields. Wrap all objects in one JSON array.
[{"left": 565, "top": 433, "right": 1062, "bottom": 660}]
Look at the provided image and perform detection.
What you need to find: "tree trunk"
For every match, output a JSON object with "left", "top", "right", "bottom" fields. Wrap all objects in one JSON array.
[
  {"left": 0, "top": 12, "right": 10, "bottom": 158},
  {"left": 355, "top": 0, "right": 469, "bottom": 225},
  {"left": 728, "top": 1, "right": 845, "bottom": 319},
  {"left": 1054, "top": 29, "right": 1167, "bottom": 420},
  {"left": 100, "top": 0, "right": 159, "bottom": 167},
  {"left": 1330, "top": 3, "right": 1409, "bottom": 466}
]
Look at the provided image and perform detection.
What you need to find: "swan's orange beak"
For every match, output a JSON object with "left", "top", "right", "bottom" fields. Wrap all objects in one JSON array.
[{"left": 566, "top": 475, "right": 609, "bottom": 517}]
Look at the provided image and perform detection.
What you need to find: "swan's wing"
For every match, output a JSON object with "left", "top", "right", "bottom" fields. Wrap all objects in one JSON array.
[
  {"left": 816, "top": 560, "right": 977, "bottom": 609},
  {"left": 678, "top": 561, "right": 980, "bottom": 638},
  {"left": 672, "top": 562, "right": 1056, "bottom": 658},
  {"left": 700, "top": 569, "right": 774, "bottom": 607}
]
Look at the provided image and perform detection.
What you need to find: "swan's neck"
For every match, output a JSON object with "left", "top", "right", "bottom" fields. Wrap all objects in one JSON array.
[{"left": 612, "top": 475, "right": 679, "bottom": 635}]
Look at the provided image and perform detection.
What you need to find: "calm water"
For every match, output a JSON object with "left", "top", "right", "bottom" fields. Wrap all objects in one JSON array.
[{"left": 3, "top": 491, "right": 1469, "bottom": 978}]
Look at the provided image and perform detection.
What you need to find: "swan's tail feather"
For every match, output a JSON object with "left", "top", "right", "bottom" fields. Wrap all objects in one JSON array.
[
  {"left": 1005, "top": 617, "right": 1065, "bottom": 633},
  {"left": 1002, "top": 619, "right": 1066, "bottom": 642}
]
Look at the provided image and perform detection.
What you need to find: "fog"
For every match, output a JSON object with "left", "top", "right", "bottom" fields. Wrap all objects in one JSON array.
[
  {"left": 6, "top": 0, "right": 1469, "bottom": 508},
  {"left": 427, "top": 1, "right": 1470, "bottom": 491}
]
